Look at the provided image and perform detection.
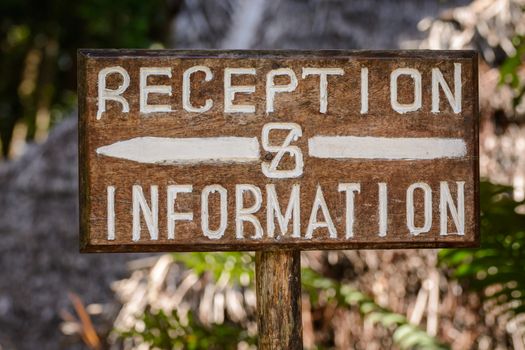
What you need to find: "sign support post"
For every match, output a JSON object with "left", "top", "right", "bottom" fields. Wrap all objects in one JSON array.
[{"left": 256, "top": 250, "right": 303, "bottom": 349}]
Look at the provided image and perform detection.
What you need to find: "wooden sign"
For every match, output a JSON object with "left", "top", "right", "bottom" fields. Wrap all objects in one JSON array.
[{"left": 78, "top": 50, "right": 479, "bottom": 252}]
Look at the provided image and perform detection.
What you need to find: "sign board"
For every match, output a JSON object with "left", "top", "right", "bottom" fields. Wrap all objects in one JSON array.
[{"left": 78, "top": 50, "right": 479, "bottom": 252}]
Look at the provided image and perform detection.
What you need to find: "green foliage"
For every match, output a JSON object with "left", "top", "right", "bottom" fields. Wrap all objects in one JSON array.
[
  {"left": 499, "top": 35, "right": 525, "bottom": 109},
  {"left": 117, "top": 252, "right": 257, "bottom": 349},
  {"left": 171, "top": 252, "right": 255, "bottom": 286},
  {"left": 120, "top": 308, "right": 256, "bottom": 350},
  {"left": 440, "top": 181, "right": 525, "bottom": 318},
  {"left": 0, "top": 0, "right": 178, "bottom": 156},
  {"left": 302, "top": 269, "right": 449, "bottom": 350}
]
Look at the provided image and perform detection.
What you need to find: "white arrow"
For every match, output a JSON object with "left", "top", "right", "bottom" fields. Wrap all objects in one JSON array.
[
  {"left": 308, "top": 136, "right": 466, "bottom": 160},
  {"left": 96, "top": 136, "right": 260, "bottom": 164}
]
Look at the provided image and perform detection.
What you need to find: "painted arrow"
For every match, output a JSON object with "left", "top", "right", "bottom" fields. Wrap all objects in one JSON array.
[
  {"left": 96, "top": 136, "right": 467, "bottom": 164},
  {"left": 308, "top": 136, "right": 467, "bottom": 160},
  {"left": 96, "top": 136, "right": 260, "bottom": 164}
]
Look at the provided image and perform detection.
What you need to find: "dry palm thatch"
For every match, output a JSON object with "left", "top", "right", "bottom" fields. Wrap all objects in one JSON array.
[{"left": 110, "top": 249, "right": 493, "bottom": 349}]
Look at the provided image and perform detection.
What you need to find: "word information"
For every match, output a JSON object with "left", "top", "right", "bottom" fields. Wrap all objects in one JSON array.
[{"left": 79, "top": 50, "right": 479, "bottom": 252}]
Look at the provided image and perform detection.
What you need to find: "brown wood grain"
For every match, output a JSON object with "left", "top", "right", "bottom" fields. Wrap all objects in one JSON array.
[
  {"left": 78, "top": 50, "right": 479, "bottom": 252},
  {"left": 256, "top": 250, "right": 302, "bottom": 349}
]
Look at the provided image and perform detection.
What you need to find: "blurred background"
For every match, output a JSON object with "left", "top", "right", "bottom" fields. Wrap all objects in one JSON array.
[{"left": 0, "top": 0, "right": 524, "bottom": 349}]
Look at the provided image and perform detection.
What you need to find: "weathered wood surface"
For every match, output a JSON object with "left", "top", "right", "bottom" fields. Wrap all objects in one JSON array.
[
  {"left": 256, "top": 250, "right": 302, "bottom": 350},
  {"left": 78, "top": 50, "right": 479, "bottom": 252}
]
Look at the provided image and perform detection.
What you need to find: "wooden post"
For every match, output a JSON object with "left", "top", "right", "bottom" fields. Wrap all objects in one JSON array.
[{"left": 256, "top": 250, "right": 303, "bottom": 350}]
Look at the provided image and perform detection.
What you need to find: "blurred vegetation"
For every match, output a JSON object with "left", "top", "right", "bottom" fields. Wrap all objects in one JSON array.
[
  {"left": 500, "top": 34, "right": 525, "bottom": 110},
  {"left": 120, "top": 309, "right": 256, "bottom": 350},
  {"left": 117, "top": 252, "right": 257, "bottom": 349},
  {"left": 301, "top": 269, "right": 449, "bottom": 350},
  {"left": 437, "top": 36, "right": 525, "bottom": 338},
  {"left": 173, "top": 252, "right": 255, "bottom": 285},
  {"left": 120, "top": 252, "right": 449, "bottom": 349},
  {"left": 0, "top": 0, "right": 179, "bottom": 158},
  {"left": 440, "top": 181, "right": 525, "bottom": 326}
]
